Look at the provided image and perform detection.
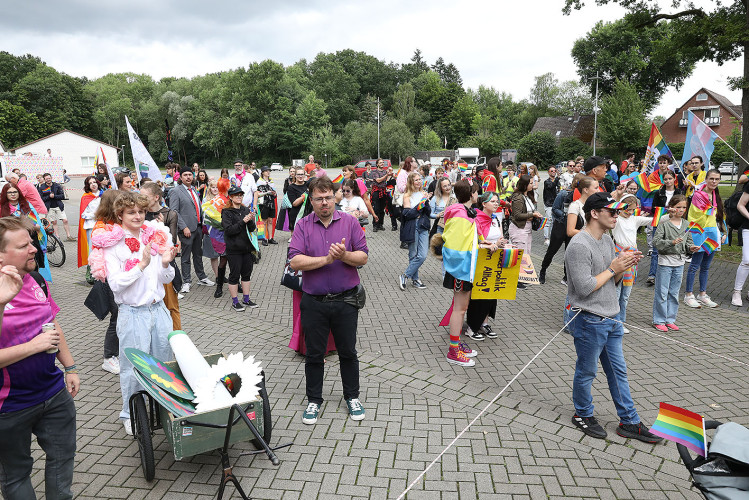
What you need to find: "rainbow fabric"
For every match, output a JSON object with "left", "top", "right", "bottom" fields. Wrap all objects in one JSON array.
[
  {"left": 538, "top": 217, "right": 548, "bottom": 230},
  {"left": 457, "top": 162, "right": 468, "bottom": 172},
  {"left": 700, "top": 237, "right": 719, "bottom": 254},
  {"left": 643, "top": 123, "right": 674, "bottom": 173},
  {"left": 331, "top": 174, "right": 343, "bottom": 184},
  {"left": 256, "top": 216, "right": 266, "bottom": 241},
  {"left": 688, "top": 222, "right": 704, "bottom": 236},
  {"left": 632, "top": 207, "right": 642, "bottom": 216},
  {"left": 650, "top": 402, "right": 707, "bottom": 457},
  {"left": 441, "top": 204, "right": 478, "bottom": 282},
  {"left": 499, "top": 248, "right": 521, "bottom": 268},
  {"left": 414, "top": 198, "right": 428, "bottom": 212},
  {"left": 651, "top": 207, "right": 668, "bottom": 227}
]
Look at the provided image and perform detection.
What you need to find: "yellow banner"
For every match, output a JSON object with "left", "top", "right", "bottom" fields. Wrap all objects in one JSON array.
[{"left": 471, "top": 248, "right": 523, "bottom": 300}]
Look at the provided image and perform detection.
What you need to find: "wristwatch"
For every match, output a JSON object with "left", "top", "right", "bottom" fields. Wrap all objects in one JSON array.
[{"left": 607, "top": 267, "right": 616, "bottom": 275}]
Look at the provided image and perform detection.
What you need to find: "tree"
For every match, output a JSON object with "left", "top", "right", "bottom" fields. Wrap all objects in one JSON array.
[
  {"left": 556, "top": 137, "right": 593, "bottom": 163},
  {"left": 342, "top": 121, "right": 377, "bottom": 159},
  {"left": 517, "top": 131, "right": 557, "bottom": 167},
  {"left": 416, "top": 126, "right": 442, "bottom": 151},
  {"left": 446, "top": 94, "right": 479, "bottom": 146},
  {"left": 391, "top": 83, "right": 428, "bottom": 133},
  {"left": 380, "top": 118, "right": 415, "bottom": 161},
  {"left": 553, "top": 80, "right": 594, "bottom": 115},
  {"left": 597, "top": 80, "right": 649, "bottom": 159},
  {"left": 529, "top": 72, "right": 560, "bottom": 114},
  {"left": 564, "top": 0, "right": 748, "bottom": 171},
  {"left": 0, "top": 100, "right": 42, "bottom": 147}
]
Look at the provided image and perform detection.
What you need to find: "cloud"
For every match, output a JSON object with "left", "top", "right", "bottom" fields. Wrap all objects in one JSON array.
[{"left": 1, "top": 0, "right": 742, "bottom": 120}]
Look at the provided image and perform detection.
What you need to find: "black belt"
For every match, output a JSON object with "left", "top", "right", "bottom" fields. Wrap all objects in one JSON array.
[{"left": 307, "top": 287, "right": 357, "bottom": 302}]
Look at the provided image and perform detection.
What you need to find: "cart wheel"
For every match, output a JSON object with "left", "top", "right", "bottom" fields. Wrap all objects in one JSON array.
[
  {"left": 133, "top": 396, "right": 155, "bottom": 481},
  {"left": 252, "top": 375, "right": 272, "bottom": 449}
]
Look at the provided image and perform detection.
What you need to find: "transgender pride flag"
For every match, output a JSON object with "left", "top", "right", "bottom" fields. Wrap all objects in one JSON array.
[{"left": 680, "top": 110, "right": 719, "bottom": 168}]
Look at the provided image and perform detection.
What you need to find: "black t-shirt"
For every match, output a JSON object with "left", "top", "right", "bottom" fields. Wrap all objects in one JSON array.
[{"left": 741, "top": 181, "right": 749, "bottom": 230}]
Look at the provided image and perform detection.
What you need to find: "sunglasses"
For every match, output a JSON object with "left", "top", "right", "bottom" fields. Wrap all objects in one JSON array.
[{"left": 342, "top": 189, "right": 352, "bottom": 193}]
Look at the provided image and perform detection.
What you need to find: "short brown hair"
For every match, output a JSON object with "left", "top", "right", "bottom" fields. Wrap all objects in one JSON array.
[
  {"left": 308, "top": 176, "right": 335, "bottom": 196},
  {"left": 453, "top": 179, "right": 477, "bottom": 203},
  {"left": 113, "top": 191, "right": 149, "bottom": 219},
  {"left": 95, "top": 189, "right": 123, "bottom": 224},
  {"left": 0, "top": 216, "right": 32, "bottom": 252},
  {"left": 139, "top": 181, "right": 163, "bottom": 198}
]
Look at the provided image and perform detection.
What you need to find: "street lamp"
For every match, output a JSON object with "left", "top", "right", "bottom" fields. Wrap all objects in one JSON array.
[
  {"left": 324, "top": 153, "right": 327, "bottom": 169},
  {"left": 590, "top": 72, "right": 600, "bottom": 156}
]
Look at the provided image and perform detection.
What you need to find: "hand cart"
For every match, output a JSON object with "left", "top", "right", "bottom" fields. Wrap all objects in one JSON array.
[{"left": 128, "top": 353, "right": 292, "bottom": 499}]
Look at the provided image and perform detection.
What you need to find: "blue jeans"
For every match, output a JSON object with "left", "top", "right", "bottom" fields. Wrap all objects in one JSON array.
[
  {"left": 117, "top": 301, "right": 173, "bottom": 420},
  {"left": 0, "top": 388, "right": 76, "bottom": 500},
  {"left": 404, "top": 226, "right": 429, "bottom": 281},
  {"left": 685, "top": 251, "right": 715, "bottom": 293},
  {"left": 616, "top": 282, "right": 633, "bottom": 324},
  {"left": 570, "top": 311, "right": 639, "bottom": 424},
  {"left": 653, "top": 265, "right": 684, "bottom": 324},
  {"left": 648, "top": 228, "right": 659, "bottom": 277}
]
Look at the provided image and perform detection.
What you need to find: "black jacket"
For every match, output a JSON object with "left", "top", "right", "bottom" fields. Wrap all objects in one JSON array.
[
  {"left": 653, "top": 185, "right": 685, "bottom": 208},
  {"left": 221, "top": 205, "right": 257, "bottom": 254},
  {"left": 543, "top": 177, "right": 559, "bottom": 207},
  {"left": 38, "top": 182, "right": 65, "bottom": 210}
]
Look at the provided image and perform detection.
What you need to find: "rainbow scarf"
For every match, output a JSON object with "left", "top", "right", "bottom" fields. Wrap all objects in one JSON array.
[
  {"left": 442, "top": 204, "right": 478, "bottom": 282},
  {"left": 650, "top": 403, "right": 707, "bottom": 457},
  {"left": 651, "top": 207, "right": 668, "bottom": 227}
]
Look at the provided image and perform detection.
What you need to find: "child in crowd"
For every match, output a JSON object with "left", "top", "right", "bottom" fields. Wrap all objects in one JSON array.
[
  {"left": 610, "top": 195, "right": 652, "bottom": 332},
  {"left": 652, "top": 195, "right": 698, "bottom": 331}
]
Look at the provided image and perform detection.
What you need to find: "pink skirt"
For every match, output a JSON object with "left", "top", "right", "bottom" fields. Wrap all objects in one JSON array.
[
  {"left": 509, "top": 222, "right": 532, "bottom": 256},
  {"left": 288, "top": 290, "right": 336, "bottom": 355}
]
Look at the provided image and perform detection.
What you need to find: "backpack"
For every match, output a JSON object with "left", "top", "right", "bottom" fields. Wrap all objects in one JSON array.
[{"left": 725, "top": 190, "right": 747, "bottom": 230}]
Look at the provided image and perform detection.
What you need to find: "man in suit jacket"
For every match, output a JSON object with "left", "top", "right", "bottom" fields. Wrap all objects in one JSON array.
[{"left": 168, "top": 166, "right": 214, "bottom": 293}]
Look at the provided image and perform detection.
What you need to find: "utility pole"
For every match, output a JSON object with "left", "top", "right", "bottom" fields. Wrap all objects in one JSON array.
[
  {"left": 377, "top": 97, "right": 381, "bottom": 159},
  {"left": 591, "top": 71, "right": 600, "bottom": 156}
]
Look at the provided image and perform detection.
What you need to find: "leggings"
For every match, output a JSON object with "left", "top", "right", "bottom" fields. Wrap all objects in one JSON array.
[
  {"left": 541, "top": 221, "right": 570, "bottom": 277},
  {"left": 734, "top": 229, "right": 749, "bottom": 291}
]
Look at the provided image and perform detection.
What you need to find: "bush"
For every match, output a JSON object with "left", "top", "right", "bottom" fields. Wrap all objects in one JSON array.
[{"left": 517, "top": 131, "right": 556, "bottom": 167}]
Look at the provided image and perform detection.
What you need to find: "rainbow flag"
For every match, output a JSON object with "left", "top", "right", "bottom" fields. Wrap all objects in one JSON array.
[
  {"left": 633, "top": 207, "right": 642, "bottom": 216},
  {"left": 633, "top": 172, "right": 651, "bottom": 192},
  {"left": 499, "top": 248, "right": 521, "bottom": 268},
  {"left": 650, "top": 403, "right": 706, "bottom": 457},
  {"left": 538, "top": 217, "right": 548, "bottom": 230},
  {"left": 331, "top": 174, "right": 343, "bottom": 184},
  {"left": 414, "top": 198, "right": 428, "bottom": 211},
  {"left": 643, "top": 123, "right": 674, "bottom": 173},
  {"left": 700, "top": 237, "right": 719, "bottom": 254},
  {"left": 688, "top": 222, "right": 704, "bottom": 236},
  {"left": 651, "top": 207, "right": 668, "bottom": 227},
  {"left": 456, "top": 162, "right": 468, "bottom": 172}
]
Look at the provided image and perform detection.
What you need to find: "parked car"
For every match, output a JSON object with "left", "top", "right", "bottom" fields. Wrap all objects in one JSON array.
[
  {"left": 270, "top": 163, "right": 283, "bottom": 171},
  {"left": 718, "top": 162, "right": 737, "bottom": 175},
  {"left": 353, "top": 159, "right": 392, "bottom": 177}
]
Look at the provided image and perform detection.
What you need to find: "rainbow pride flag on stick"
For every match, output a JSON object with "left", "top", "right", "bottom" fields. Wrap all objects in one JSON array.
[
  {"left": 688, "top": 222, "right": 704, "bottom": 236},
  {"left": 538, "top": 217, "right": 548, "bottom": 230},
  {"left": 414, "top": 198, "right": 428, "bottom": 211},
  {"left": 499, "top": 247, "right": 521, "bottom": 268},
  {"left": 650, "top": 402, "right": 707, "bottom": 457},
  {"left": 331, "top": 174, "right": 344, "bottom": 184},
  {"left": 643, "top": 123, "right": 674, "bottom": 174},
  {"left": 651, "top": 207, "right": 668, "bottom": 227},
  {"left": 700, "top": 237, "right": 719, "bottom": 254}
]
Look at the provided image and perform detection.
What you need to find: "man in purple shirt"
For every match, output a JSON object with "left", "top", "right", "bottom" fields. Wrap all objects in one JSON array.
[{"left": 289, "top": 176, "right": 368, "bottom": 425}]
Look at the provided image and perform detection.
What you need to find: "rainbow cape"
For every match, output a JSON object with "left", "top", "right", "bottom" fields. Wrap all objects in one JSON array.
[
  {"left": 650, "top": 402, "right": 707, "bottom": 457},
  {"left": 651, "top": 207, "right": 668, "bottom": 227},
  {"left": 77, "top": 191, "right": 97, "bottom": 267},
  {"left": 441, "top": 204, "right": 478, "bottom": 282}
]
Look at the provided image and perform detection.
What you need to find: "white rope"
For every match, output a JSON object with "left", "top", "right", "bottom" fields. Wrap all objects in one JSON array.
[{"left": 396, "top": 310, "right": 580, "bottom": 500}]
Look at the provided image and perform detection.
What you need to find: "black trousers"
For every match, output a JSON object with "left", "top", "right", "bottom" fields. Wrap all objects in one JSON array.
[
  {"left": 104, "top": 280, "right": 119, "bottom": 359},
  {"left": 300, "top": 294, "right": 359, "bottom": 404},
  {"left": 466, "top": 299, "right": 496, "bottom": 334},
  {"left": 372, "top": 194, "right": 388, "bottom": 228},
  {"left": 226, "top": 253, "right": 253, "bottom": 285},
  {"left": 540, "top": 221, "right": 570, "bottom": 278}
]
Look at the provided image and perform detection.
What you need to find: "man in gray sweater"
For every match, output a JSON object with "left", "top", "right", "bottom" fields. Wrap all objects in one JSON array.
[{"left": 565, "top": 192, "right": 663, "bottom": 444}]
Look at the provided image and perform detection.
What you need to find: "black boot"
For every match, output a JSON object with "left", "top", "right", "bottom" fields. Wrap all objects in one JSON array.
[
  {"left": 214, "top": 266, "right": 226, "bottom": 298},
  {"left": 538, "top": 268, "right": 546, "bottom": 284}
]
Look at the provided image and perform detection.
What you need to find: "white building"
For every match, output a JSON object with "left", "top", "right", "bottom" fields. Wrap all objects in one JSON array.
[{"left": 12, "top": 130, "right": 120, "bottom": 176}]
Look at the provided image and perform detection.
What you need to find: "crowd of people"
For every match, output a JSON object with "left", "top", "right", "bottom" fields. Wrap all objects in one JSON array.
[{"left": 1, "top": 149, "right": 748, "bottom": 497}]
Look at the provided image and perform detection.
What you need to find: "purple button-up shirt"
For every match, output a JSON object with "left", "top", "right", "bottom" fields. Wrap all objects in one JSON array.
[{"left": 288, "top": 210, "right": 368, "bottom": 295}]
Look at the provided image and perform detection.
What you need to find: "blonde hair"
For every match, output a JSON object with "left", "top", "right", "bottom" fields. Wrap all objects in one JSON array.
[
  {"left": 203, "top": 179, "right": 219, "bottom": 202},
  {"left": 404, "top": 171, "right": 423, "bottom": 197}
]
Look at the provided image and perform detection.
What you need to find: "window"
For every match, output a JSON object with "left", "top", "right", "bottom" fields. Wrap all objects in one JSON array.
[
  {"left": 81, "top": 156, "right": 95, "bottom": 168},
  {"left": 705, "top": 108, "right": 719, "bottom": 119},
  {"left": 682, "top": 110, "right": 689, "bottom": 119},
  {"left": 696, "top": 93, "right": 708, "bottom": 101}
]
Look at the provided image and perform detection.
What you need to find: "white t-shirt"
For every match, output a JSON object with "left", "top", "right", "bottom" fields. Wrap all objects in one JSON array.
[
  {"left": 612, "top": 215, "right": 652, "bottom": 249},
  {"left": 568, "top": 199, "right": 586, "bottom": 230},
  {"left": 339, "top": 196, "right": 367, "bottom": 215},
  {"left": 664, "top": 189, "right": 675, "bottom": 207}
]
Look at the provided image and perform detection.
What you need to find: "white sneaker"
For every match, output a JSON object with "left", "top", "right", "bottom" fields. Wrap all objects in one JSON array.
[
  {"left": 622, "top": 326, "right": 630, "bottom": 334},
  {"left": 180, "top": 283, "right": 190, "bottom": 294},
  {"left": 732, "top": 290, "right": 743, "bottom": 307},
  {"left": 197, "top": 277, "right": 215, "bottom": 286},
  {"left": 697, "top": 294, "right": 718, "bottom": 308},
  {"left": 544, "top": 239, "right": 550, "bottom": 246},
  {"left": 684, "top": 295, "right": 701, "bottom": 308},
  {"left": 102, "top": 356, "right": 120, "bottom": 374},
  {"left": 123, "top": 419, "right": 133, "bottom": 436},
  {"left": 177, "top": 293, "right": 185, "bottom": 300}
]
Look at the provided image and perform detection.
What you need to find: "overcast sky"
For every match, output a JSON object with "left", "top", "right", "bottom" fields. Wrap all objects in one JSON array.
[{"left": 2, "top": 0, "right": 742, "bottom": 121}]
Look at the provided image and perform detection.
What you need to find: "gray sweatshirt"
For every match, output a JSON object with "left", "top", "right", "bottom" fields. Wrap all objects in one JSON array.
[{"left": 565, "top": 230, "right": 619, "bottom": 318}]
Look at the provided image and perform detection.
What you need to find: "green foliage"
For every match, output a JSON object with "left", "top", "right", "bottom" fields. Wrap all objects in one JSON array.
[
  {"left": 556, "top": 137, "right": 593, "bottom": 163},
  {"left": 0, "top": 100, "right": 42, "bottom": 147},
  {"left": 517, "top": 131, "right": 557, "bottom": 167},
  {"left": 598, "top": 80, "right": 649, "bottom": 158},
  {"left": 380, "top": 118, "right": 415, "bottom": 161},
  {"left": 416, "top": 126, "right": 442, "bottom": 151},
  {"left": 342, "top": 121, "right": 378, "bottom": 159}
]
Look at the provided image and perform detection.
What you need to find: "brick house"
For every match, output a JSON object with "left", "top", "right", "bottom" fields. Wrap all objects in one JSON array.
[{"left": 660, "top": 88, "right": 743, "bottom": 143}]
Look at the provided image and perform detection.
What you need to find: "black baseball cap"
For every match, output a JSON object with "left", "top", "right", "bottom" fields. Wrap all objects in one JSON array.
[
  {"left": 584, "top": 156, "right": 606, "bottom": 173},
  {"left": 583, "top": 192, "right": 628, "bottom": 213},
  {"left": 227, "top": 186, "right": 244, "bottom": 196}
]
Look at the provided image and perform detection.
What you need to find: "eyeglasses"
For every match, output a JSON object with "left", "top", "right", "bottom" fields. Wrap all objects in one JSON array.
[
  {"left": 342, "top": 189, "right": 352, "bottom": 193},
  {"left": 311, "top": 196, "right": 335, "bottom": 204},
  {"left": 7, "top": 190, "right": 19, "bottom": 195}
]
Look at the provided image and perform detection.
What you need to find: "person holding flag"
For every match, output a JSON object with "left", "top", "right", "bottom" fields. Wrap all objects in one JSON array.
[
  {"left": 683, "top": 169, "right": 726, "bottom": 309},
  {"left": 398, "top": 171, "right": 432, "bottom": 291}
]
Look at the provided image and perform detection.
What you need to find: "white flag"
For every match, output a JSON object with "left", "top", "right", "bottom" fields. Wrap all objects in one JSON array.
[{"left": 125, "top": 116, "right": 163, "bottom": 182}]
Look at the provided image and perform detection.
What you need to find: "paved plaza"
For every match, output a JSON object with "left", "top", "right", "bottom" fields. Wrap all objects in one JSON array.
[{"left": 25, "top": 181, "right": 749, "bottom": 499}]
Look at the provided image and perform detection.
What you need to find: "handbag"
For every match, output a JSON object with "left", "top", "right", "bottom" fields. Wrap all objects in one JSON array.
[
  {"left": 342, "top": 283, "right": 366, "bottom": 310},
  {"left": 280, "top": 255, "right": 303, "bottom": 291},
  {"left": 84, "top": 280, "right": 111, "bottom": 320}
]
